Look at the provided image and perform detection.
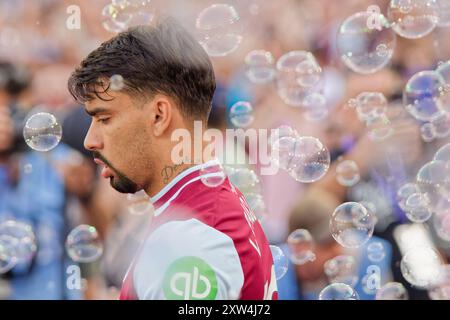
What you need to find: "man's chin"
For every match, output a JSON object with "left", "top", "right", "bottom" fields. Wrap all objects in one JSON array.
[{"left": 110, "top": 176, "right": 139, "bottom": 194}]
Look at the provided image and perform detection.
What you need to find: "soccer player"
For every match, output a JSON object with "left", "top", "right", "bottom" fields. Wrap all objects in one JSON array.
[{"left": 67, "top": 17, "right": 277, "bottom": 300}]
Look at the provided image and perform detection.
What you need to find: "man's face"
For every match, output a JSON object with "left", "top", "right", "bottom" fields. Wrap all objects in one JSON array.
[{"left": 84, "top": 89, "right": 155, "bottom": 194}]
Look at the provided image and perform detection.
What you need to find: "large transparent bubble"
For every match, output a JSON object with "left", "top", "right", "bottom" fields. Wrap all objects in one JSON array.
[
  {"left": 287, "top": 229, "right": 316, "bottom": 265},
  {"left": 245, "top": 50, "right": 276, "bottom": 84},
  {"left": 330, "top": 202, "right": 376, "bottom": 248},
  {"left": 195, "top": 4, "right": 243, "bottom": 57},
  {"left": 403, "top": 70, "right": 446, "bottom": 122},
  {"left": 318, "top": 283, "right": 359, "bottom": 300},
  {"left": 337, "top": 11, "right": 396, "bottom": 74},
  {"left": 388, "top": 0, "right": 439, "bottom": 39},
  {"left": 324, "top": 255, "right": 358, "bottom": 287},
  {"left": 23, "top": 112, "right": 62, "bottom": 152},
  {"left": 66, "top": 225, "right": 103, "bottom": 263},
  {"left": 400, "top": 246, "right": 444, "bottom": 288}
]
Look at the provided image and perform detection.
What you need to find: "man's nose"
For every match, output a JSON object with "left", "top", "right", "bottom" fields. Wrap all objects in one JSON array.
[{"left": 84, "top": 123, "right": 103, "bottom": 152}]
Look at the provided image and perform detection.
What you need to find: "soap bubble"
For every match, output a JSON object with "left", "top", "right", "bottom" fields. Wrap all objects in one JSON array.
[
  {"left": 366, "top": 114, "right": 394, "bottom": 142},
  {"left": 270, "top": 245, "right": 288, "bottom": 280},
  {"left": 434, "top": 143, "right": 450, "bottom": 162},
  {"left": 376, "top": 282, "right": 409, "bottom": 300},
  {"left": 337, "top": 11, "right": 396, "bottom": 74},
  {"left": 431, "top": 112, "right": 450, "bottom": 138},
  {"left": 226, "top": 167, "right": 261, "bottom": 194},
  {"left": 200, "top": 161, "right": 226, "bottom": 188},
  {"left": 295, "top": 58, "right": 322, "bottom": 88},
  {"left": 229, "top": 101, "right": 254, "bottom": 128},
  {"left": 403, "top": 70, "right": 446, "bottom": 122},
  {"left": 433, "top": 208, "right": 450, "bottom": 241},
  {"left": 23, "top": 112, "right": 62, "bottom": 152},
  {"left": 287, "top": 229, "right": 316, "bottom": 265},
  {"left": 0, "top": 236, "right": 16, "bottom": 274},
  {"left": 355, "top": 92, "right": 388, "bottom": 123},
  {"left": 109, "top": 74, "right": 124, "bottom": 91},
  {"left": 388, "top": 0, "right": 439, "bottom": 39},
  {"left": 195, "top": 4, "right": 243, "bottom": 57},
  {"left": 416, "top": 160, "right": 450, "bottom": 210},
  {"left": 276, "top": 51, "right": 321, "bottom": 106},
  {"left": 436, "top": 62, "right": 450, "bottom": 113},
  {"left": 404, "top": 192, "right": 433, "bottom": 222},
  {"left": 303, "top": 93, "right": 328, "bottom": 122},
  {"left": 66, "top": 225, "right": 103, "bottom": 263},
  {"left": 421, "top": 122, "right": 436, "bottom": 142},
  {"left": 0, "top": 220, "right": 37, "bottom": 265},
  {"left": 318, "top": 283, "right": 359, "bottom": 300},
  {"left": 269, "top": 125, "right": 299, "bottom": 147},
  {"left": 286, "top": 136, "right": 330, "bottom": 183},
  {"left": 367, "top": 241, "right": 386, "bottom": 262},
  {"left": 397, "top": 182, "right": 421, "bottom": 211},
  {"left": 400, "top": 246, "right": 444, "bottom": 288},
  {"left": 336, "top": 160, "right": 360, "bottom": 187},
  {"left": 437, "top": 0, "right": 450, "bottom": 27},
  {"left": 245, "top": 50, "right": 275, "bottom": 84},
  {"left": 330, "top": 202, "right": 376, "bottom": 248},
  {"left": 428, "top": 264, "right": 450, "bottom": 300},
  {"left": 244, "top": 193, "right": 266, "bottom": 220},
  {"left": 101, "top": 3, "right": 131, "bottom": 33},
  {"left": 126, "top": 190, "right": 154, "bottom": 216},
  {"left": 270, "top": 136, "right": 298, "bottom": 171},
  {"left": 324, "top": 255, "right": 358, "bottom": 287}
]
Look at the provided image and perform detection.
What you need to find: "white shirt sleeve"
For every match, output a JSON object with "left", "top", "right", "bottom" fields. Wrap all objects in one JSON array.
[{"left": 133, "top": 218, "right": 245, "bottom": 300}]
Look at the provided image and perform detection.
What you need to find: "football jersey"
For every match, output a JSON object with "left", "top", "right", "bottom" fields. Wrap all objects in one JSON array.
[{"left": 119, "top": 160, "right": 278, "bottom": 300}]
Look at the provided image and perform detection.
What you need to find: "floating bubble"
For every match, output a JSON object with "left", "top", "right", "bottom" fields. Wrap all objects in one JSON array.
[
  {"left": 303, "top": 93, "right": 328, "bottom": 122},
  {"left": 388, "top": 0, "right": 439, "bottom": 39},
  {"left": 287, "top": 229, "right": 316, "bottom": 265},
  {"left": 330, "top": 202, "right": 376, "bottom": 248},
  {"left": 433, "top": 208, "right": 450, "bottom": 241},
  {"left": 437, "top": 0, "right": 450, "bottom": 27},
  {"left": 229, "top": 101, "right": 254, "bottom": 128},
  {"left": 200, "top": 162, "right": 226, "bottom": 188},
  {"left": 245, "top": 50, "right": 275, "bottom": 84},
  {"left": 403, "top": 70, "right": 446, "bottom": 122},
  {"left": 101, "top": 3, "right": 131, "bottom": 33},
  {"left": 0, "top": 235, "right": 17, "bottom": 274},
  {"left": 436, "top": 62, "right": 450, "bottom": 113},
  {"left": 324, "top": 255, "right": 358, "bottom": 287},
  {"left": 416, "top": 160, "right": 450, "bottom": 209},
  {"left": 109, "top": 74, "right": 124, "bottom": 91},
  {"left": 126, "top": 190, "right": 154, "bottom": 216},
  {"left": 431, "top": 112, "right": 450, "bottom": 138},
  {"left": 318, "top": 283, "right": 359, "bottom": 300},
  {"left": 355, "top": 92, "right": 388, "bottom": 123},
  {"left": 276, "top": 51, "right": 320, "bottom": 106},
  {"left": 400, "top": 246, "right": 444, "bottom": 288},
  {"left": 434, "top": 143, "right": 450, "bottom": 162},
  {"left": 421, "top": 122, "right": 436, "bottom": 142},
  {"left": 286, "top": 136, "right": 330, "bottom": 183},
  {"left": 337, "top": 11, "right": 396, "bottom": 74},
  {"left": 0, "top": 220, "right": 37, "bottom": 265},
  {"left": 23, "top": 112, "right": 62, "bottom": 152},
  {"left": 336, "top": 160, "right": 360, "bottom": 187},
  {"left": 244, "top": 193, "right": 266, "bottom": 220},
  {"left": 270, "top": 245, "right": 288, "bottom": 280},
  {"left": 295, "top": 58, "right": 322, "bottom": 88},
  {"left": 269, "top": 125, "right": 299, "bottom": 147},
  {"left": 397, "top": 182, "right": 421, "bottom": 211},
  {"left": 270, "top": 136, "right": 297, "bottom": 171},
  {"left": 428, "top": 264, "right": 450, "bottom": 300},
  {"left": 366, "top": 114, "right": 394, "bottom": 142},
  {"left": 66, "top": 225, "right": 103, "bottom": 263},
  {"left": 195, "top": 4, "right": 243, "bottom": 57},
  {"left": 227, "top": 167, "right": 261, "bottom": 194},
  {"left": 404, "top": 192, "right": 433, "bottom": 222},
  {"left": 376, "top": 282, "right": 409, "bottom": 300},
  {"left": 367, "top": 241, "right": 386, "bottom": 262}
]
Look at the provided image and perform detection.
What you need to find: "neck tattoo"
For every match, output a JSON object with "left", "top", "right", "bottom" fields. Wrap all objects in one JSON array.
[{"left": 161, "top": 162, "right": 185, "bottom": 185}]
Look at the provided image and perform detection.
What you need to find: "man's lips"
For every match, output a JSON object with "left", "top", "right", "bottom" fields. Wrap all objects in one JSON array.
[{"left": 94, "top": 158, "right": 112, "bottom": 178}]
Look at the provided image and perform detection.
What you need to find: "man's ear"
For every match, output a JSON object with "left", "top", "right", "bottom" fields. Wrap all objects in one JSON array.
[{"left": 150, "top": 95, "right": 173, "bottom": 137}]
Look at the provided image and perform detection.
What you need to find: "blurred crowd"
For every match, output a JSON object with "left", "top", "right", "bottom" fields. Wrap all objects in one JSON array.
[{"left": 0, "top": 0, "right": 449, "bottom": 300}]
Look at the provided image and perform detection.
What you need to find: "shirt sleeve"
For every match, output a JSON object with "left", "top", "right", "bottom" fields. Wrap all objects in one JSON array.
[{"left": 133, "top": 218, "right": 245, "bottom": 300}]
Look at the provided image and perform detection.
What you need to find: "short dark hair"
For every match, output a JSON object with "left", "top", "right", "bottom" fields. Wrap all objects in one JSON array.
[{"left": 68, "top": 17, "right": 216, "bottom": 120}]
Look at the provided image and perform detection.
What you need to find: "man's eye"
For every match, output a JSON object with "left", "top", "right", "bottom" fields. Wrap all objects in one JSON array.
[{"left": 98, "top": 118, "right": 110, "bottom": 124}]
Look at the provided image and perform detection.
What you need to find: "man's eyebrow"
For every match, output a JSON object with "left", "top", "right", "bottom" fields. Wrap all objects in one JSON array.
[{"left": 84, "top": 107, "right": 109, "bottom": 116}]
